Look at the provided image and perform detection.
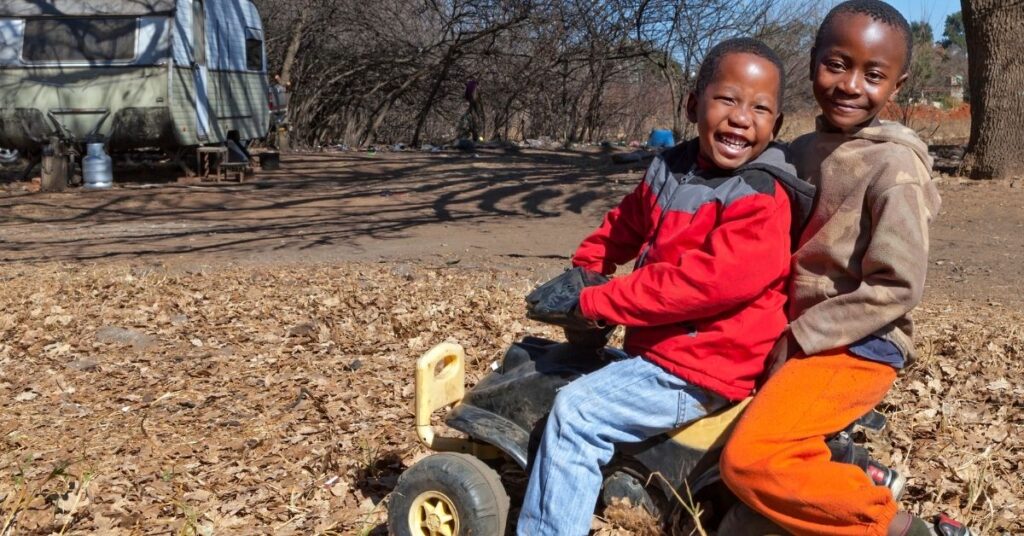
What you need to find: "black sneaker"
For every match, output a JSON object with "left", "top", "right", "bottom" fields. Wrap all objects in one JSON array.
[{"left": 932, "top": 514, "right": 972, "bottom": 536}]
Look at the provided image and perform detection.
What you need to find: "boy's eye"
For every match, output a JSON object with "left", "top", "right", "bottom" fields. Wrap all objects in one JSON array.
[
  {"left": 865, "top": 71, "right": 884, "bottom": 83},
  {"left": 825, "top": 60, "right": 845, "bottom": 72}
]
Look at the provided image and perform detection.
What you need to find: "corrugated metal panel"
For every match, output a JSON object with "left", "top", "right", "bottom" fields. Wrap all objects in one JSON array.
[
  {"left": 169, "top": 66, "right": 267, "bottom": 144},
  {"left": 170, "top": 0, "right": 263, "bottom": 71},
  {"left": 168, "top": 0, "right": 267, "bottom": 145},
  {"left": 0, "top": 0, "right": 176, "bottom": 17},
  {"left": 171, "top": 0, "right": 194, "bottom": 66},
  {"left": 169, "top": 65, "right": 200, "bottom": 145},
  {"left": 206, "top": 0, "right": 263, "bottom": 71},
  {"left": 209, "top": 71, "right": 269, "bottom": 140}
]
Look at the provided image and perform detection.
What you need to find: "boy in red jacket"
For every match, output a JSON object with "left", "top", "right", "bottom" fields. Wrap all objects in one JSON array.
[{"left": 517, "top": 38, "right": 808, "bottom": 535}]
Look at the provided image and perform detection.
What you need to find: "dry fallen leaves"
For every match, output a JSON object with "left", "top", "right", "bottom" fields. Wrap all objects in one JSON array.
[{"left": 0, "top": 262, "right": 1020, "bottom": 534}]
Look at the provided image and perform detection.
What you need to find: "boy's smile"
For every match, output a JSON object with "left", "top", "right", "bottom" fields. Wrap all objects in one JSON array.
[
  {"left": 812, "top": 12, "right": 908, "bottom": 132},
  {"left": 687, "top": 52, "right": 781, "bottom": 170}
]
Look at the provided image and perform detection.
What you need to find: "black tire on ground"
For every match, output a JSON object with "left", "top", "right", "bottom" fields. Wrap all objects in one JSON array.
[
  {"left": 716, "top": 503, "right": 789, "bottom": 535},
  {"left": 388, "top": 452, "right": 510, "bottom": 536}
]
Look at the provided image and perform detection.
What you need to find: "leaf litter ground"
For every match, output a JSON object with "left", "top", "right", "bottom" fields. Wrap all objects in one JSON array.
[{"left": 1, "top": 261, "right": 1020, "bottom": 535}]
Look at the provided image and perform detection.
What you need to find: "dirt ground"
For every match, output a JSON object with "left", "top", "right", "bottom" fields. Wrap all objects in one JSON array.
[{"left": 1, "top": 150, "right": 1022, "bottom": 534}]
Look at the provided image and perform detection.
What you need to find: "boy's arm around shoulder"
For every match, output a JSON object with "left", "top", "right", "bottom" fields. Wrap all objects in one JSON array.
[
  {"left": 579, "top": 176, "right": 792, "bottom": 327},
  {"left": 572, "top": 169, "right": 656, "bottom": 275},
  {"left": 790, "top": 151, "right": 940, "bottom": 355}
]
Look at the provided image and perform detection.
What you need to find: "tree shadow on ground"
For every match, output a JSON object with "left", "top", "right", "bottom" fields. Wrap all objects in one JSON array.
[{"left": 0, "top": 148, "right": 644, "bottom": 263}]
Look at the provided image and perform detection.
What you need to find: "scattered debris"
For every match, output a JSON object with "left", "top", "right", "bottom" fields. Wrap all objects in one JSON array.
[
  {"left": 0, "top": 147, "right": 18, "bottom": 165},
  {"left": 611, "top": 151, "right": 654, "bottom": 164},
  {"left": 930, "top": 144, "right": 967, "bottom": 175}
]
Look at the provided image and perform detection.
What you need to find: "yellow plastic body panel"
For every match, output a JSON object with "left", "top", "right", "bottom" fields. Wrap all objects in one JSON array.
[
  {"left": 415, "top": 342, "right": 466, "bottom": 447},
  {"left": 413, "top": 342, "right": 500, "bottom": 458},
  {"left": 668, "top": 397, "right": 752, "bottom": 451}
]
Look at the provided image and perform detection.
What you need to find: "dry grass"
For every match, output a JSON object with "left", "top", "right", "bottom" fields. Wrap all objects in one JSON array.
[{"left": 0, "top": 262, "right": 1020, "bottom": 534}]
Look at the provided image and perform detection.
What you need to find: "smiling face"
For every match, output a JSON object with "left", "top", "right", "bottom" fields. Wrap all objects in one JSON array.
[
  {"left": 812, "top": 12, "right": 909, "bottom": 132},
  {"left": 686, "top": 52, "right": 782, "bottom": 170}
]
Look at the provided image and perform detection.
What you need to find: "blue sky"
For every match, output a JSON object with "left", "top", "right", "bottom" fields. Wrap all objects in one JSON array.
[{"left": 886, "top": 0, "right": 960, "bottom": 37}]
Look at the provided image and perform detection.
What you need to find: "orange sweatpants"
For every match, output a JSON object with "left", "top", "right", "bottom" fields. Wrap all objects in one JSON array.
[{"left": 720, "top": 349, "right": 899, "bottom": 536}]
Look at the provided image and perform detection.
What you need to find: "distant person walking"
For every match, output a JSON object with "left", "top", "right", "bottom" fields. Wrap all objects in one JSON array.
[
  {"left": 269, "top": 73, "right": 290, "bottom": 125},
  {"left": 461, "top": 79, "right": 485, "bottom": 141},
  {"left": 269, "top": 73, "right": 291, "bottom": 149}
]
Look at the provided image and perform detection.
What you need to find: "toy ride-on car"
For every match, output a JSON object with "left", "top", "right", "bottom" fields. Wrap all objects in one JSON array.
[
  {"left": 388, "top": 269, "right": 904, "bottom": 535},
  {"left": 386, "top": 335, "right": 904, "bottom": 535}
]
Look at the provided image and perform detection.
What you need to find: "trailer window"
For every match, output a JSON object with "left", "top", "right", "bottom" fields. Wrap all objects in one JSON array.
[
  {"left": 23, "top": 18, "right": 136, "bottom": 63},
  {"left": 245, "top": 38, "right": 263, "bottom": 71},
  {"left": 244, "top": 27, "right": 263, "bottom": 71}
]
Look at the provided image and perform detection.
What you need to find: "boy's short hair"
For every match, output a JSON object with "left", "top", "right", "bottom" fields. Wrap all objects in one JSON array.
[
  {"left": 695, "top": 38, "right": 786, "bottom": 103},
  {"left": 813, "top": 0, "right": 913, "bottom": 73}
]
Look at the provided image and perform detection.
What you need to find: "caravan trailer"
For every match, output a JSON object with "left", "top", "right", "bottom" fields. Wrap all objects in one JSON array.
[{"left": 0, "top": 0, "right": 270, "bottom": 190}]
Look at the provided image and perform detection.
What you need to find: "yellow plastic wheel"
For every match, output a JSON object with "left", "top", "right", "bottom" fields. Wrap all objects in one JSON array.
[{"left": 408, "top": 490, "right": 461, "bottom": 536}]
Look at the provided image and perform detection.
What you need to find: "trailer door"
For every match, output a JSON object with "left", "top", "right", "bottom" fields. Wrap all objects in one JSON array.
[{"left": 192, "top": 0, "right": 211, "bottom": 142}]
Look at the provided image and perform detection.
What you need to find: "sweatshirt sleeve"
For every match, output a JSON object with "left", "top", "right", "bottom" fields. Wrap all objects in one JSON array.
[
  {"left": 790, "top": 181, "right": 933, "bottom": 355},
  {"left": 571, "top": 177, "right": 653, "bottom": 275},
  {"left": 578, "top": 184, "right": 791, "bottom": 327}
]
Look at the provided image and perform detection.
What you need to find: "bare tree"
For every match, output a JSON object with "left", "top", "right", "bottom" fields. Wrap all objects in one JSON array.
[{"left": 255, "top": 0, "right": 820, "bottom": 148}]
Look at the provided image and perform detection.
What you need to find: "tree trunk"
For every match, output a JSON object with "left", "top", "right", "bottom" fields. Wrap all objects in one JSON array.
[
  {"left": 961, "top": 0, "right": 1024, "bottom": 180},
  {"left": 411, "top": 50, "right": 456, "bottom": 147},
  {"left": 280, "top": 4, "right": 310, "bottom": 85}
]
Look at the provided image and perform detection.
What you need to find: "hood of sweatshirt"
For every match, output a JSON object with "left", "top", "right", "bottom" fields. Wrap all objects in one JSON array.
[
  {"left": 740, "top": 142, "right": 816, "bottom": 249},
  {"left": 818, "top": 116, "right": 935, "bottom": 171}
]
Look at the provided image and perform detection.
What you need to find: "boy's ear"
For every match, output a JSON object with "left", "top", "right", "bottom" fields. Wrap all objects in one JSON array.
[
  {"left": 773, "top": 112, "right": 785, "bottom": 140},
  {"left": 685, "top": 92, "right": 698, "bottom": 123},
  {"left": 889, "top": 72, "right": 910, "bottom": 102}
]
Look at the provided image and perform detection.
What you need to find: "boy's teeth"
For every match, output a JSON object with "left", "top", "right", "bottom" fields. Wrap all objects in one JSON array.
[{"left": 719, "top": 135, "right": 748, "bottom": 148}]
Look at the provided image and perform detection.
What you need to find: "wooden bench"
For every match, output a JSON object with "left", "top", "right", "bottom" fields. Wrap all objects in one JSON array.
[{"left": 220, "top": 161, "right": 248, "bottom": 182}]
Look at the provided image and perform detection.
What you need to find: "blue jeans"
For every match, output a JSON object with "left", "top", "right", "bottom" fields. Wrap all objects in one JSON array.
[{"left": 517, "top": 356, "right": 727, "bottom": 535}]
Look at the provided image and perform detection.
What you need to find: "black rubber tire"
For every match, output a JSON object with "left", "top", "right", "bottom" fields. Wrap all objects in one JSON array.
[
  {"left": 716, "top": 503, "right": 789, "bottom": 535},
  {"left": 388, "top": 453, "right": 510, "bottom": 536}
]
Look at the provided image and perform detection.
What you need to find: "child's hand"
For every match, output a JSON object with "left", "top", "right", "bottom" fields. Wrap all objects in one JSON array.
[{"left": 525, "top": 267, "right": 607, "bottom": 331}]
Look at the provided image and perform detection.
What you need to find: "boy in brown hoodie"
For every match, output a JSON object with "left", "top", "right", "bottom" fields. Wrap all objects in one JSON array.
[{"left": 719, "top": 1, "right": 971, "bottom": 535}]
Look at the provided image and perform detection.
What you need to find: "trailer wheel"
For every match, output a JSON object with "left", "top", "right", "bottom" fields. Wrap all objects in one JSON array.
[
  {"left": 40, "top": 153, "right": 69, "bottom": 192},
  {"left": 388, "top": 453, "right": 509, "bottom": 536}
]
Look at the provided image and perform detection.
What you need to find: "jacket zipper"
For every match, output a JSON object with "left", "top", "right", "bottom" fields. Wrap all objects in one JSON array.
[{"left": 635, "top": 166, "right": 697, "bottom": 269}]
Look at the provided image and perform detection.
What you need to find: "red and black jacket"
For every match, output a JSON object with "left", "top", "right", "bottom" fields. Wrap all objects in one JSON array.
[{"left": 575, "top": 140, "right": 809, "bottom": 400}]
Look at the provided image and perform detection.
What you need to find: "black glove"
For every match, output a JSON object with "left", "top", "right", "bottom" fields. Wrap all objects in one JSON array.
[{"left": 525, "top": 267, "right": 608, "bottom": 331}]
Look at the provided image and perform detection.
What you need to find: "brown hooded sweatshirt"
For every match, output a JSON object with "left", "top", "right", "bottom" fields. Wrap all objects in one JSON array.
[{"left": 787, "top": 118, "right": 940, "bottom": 361}]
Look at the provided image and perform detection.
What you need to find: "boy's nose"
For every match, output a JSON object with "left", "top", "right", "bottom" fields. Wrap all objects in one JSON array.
[
  {"left": 728, "top": 106, "right": 753, "bottom": 127},
  {"left": 837, "top": 73, "right": 863, "bottom": 96}
]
